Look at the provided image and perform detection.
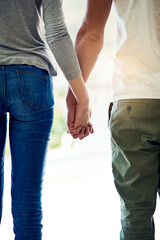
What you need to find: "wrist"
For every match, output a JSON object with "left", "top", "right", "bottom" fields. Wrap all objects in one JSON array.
[
  {"left": 67, "top": 75, "right": 90, "bottom": 107},
  {"left": 66, "top": 88, "right": 77, "bottom": 106},
  {"left": 77, "top": 94, "right": 89, "bottom": 107}
]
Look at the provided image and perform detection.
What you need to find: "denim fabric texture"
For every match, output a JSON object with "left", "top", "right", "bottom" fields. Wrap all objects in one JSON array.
[
  {"left": 108, "top": 99, "right": 160, "bottom": 240},
  {"left": 0, "top": 64, "right": 54, "bottom": 239}
]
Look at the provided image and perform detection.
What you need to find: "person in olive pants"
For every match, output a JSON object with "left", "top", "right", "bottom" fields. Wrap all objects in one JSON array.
[
  {"left": 73, "top": 0, "right": 160, "bottom": 239},
  {"left": 109, "top": 99, "right": 160, "bottom": 239}
]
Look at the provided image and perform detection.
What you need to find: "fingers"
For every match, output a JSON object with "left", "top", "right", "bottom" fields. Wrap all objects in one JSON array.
[
  {"left": 67, "top": 126, "right": 82, "bottom": 136},
  {"left": 79, "top": 126, "right": 90, "bottom": 140},
  {"left": 88, "top": 122, "right": 94, "bottom": 134},
  {"left": 69, "top": 127, "right": 85, "bottom": 139},
  {"left": 68, "top": 123, "right": 94, "bottom": 140},
  {"left": 66, "top": 99, "right": 93, "bottom": 140}
]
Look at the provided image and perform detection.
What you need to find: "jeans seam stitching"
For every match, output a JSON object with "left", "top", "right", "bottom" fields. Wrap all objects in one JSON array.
[
  {"left": 17, "top": 71, "right": 47, "bottom": 80},
  {"left": 2, "top": 68, "right": 8, "bottom": 109}
]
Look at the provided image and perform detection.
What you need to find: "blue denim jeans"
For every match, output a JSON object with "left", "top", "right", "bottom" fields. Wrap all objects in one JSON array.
[{"left": 0, "top": 65, "right": 54, "bottom": 239}]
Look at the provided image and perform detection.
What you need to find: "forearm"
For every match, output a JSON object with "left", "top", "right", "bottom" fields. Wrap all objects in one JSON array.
[
  {"left": 67, "top": 29, "right": 104, "bottom": 112},
  {"left": 75, "top": 0, "right": 113, "bottom": 82},
  {"left": 67, "top": 75, "right": 89, "bottom": 106},
  {"left": 75, "top": 26, "right": 104, "bottom": 82}
]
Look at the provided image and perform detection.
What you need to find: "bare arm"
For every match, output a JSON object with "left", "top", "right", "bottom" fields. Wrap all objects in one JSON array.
[
  {"left": 66, "top": 0, "right": 113, "bottom": 139},
  {"left": 75, "top": 0, "right": 113, "bottom": 81},
  {"left": 43, "top": 0, "right": 92, "bottom": 137}
]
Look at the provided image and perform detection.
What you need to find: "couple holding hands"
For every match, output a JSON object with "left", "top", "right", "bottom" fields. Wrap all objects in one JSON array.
[{"left": 1, "top": 0, "right": 160, "bottom": 240}]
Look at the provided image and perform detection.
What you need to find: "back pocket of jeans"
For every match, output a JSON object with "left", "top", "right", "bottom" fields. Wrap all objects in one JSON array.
[{"left": 17, "top": 69, "right": 48, "bottom": 110}]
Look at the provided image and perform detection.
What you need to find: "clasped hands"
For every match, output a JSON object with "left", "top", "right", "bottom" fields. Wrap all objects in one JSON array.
[{"left": 66, "top": 88, "right": 94, "bottom": 140}]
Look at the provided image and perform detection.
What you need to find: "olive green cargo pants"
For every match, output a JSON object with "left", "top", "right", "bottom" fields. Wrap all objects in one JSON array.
[{"left": 108, "top": 99, "right": 160, "bottom": 240}]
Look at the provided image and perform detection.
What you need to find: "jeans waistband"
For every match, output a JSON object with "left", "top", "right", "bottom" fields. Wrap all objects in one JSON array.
[{"left": 0, "top": 64, "right": 39, "bottom": 70}]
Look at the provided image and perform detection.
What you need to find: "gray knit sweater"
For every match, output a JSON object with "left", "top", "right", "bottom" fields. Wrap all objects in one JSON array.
[{"left": 0, "top": 0, "right": 81, "bottom": 80}]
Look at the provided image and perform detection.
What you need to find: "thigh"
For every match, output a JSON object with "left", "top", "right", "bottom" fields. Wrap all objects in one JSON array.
[
  {"left": 7, "top": 65, "right": 54, "bottom": 192},
  {"left": 7, "top": 65, "right": 54, "bottom": 238},
  {"left": 109, "top": 100, "right": 160, "bottom": 198},
  {"left": 8, "top": 65, "right": 54, "bottom": 204},
  {"left": 108, "top": 99, "right": 160, "bottom": 239}
]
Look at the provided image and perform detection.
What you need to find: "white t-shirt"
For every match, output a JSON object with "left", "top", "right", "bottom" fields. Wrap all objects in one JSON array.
[{"left": 112, "top": 0, "right": 160, "bottom": 101}]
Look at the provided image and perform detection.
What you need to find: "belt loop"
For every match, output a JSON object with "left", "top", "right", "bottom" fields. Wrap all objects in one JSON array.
[{"left": 108, "top": 102, "right": 113, "bottom": 121}]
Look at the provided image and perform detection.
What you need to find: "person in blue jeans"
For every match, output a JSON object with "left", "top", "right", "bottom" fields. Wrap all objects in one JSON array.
[{"left": 0, "top": 0, "right": 93, "bottom": 239}]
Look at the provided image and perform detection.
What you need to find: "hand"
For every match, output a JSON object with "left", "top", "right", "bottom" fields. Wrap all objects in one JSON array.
[
  {"left": 66, "top": 88, "right": 94, "bottom": 139},
  {"left": 73, "top": 122, "right": 94, "bottom": 140}
]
